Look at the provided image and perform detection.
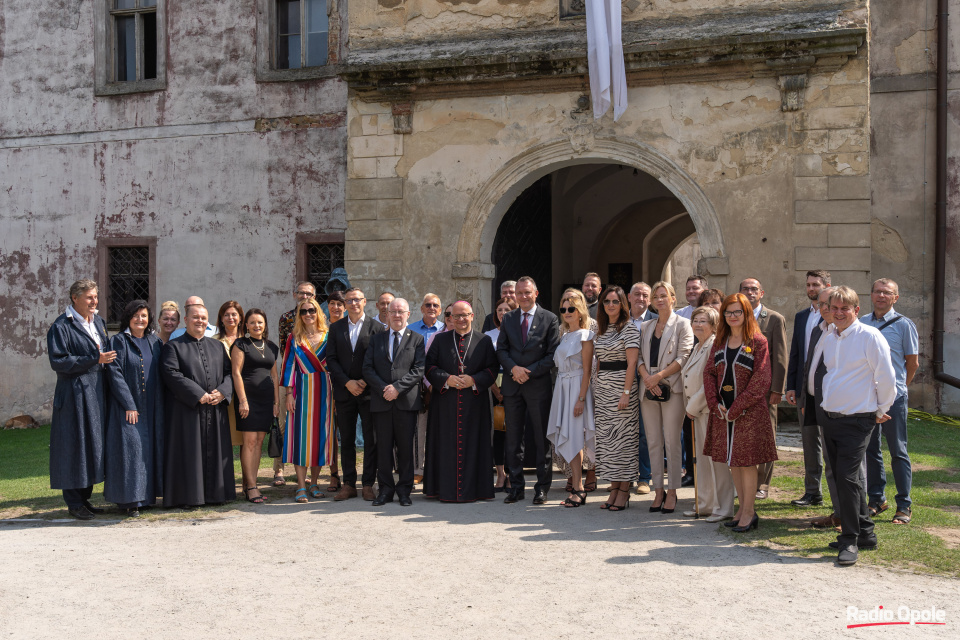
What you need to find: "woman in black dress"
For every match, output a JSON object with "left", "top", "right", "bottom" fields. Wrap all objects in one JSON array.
[{"left": 231, "top": 308, "right": 280, "bottom": 503}]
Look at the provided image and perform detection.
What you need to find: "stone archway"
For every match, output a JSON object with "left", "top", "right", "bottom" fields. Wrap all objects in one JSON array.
[{"left": 452, "top": 136, "right": 728, "bottom": 317}]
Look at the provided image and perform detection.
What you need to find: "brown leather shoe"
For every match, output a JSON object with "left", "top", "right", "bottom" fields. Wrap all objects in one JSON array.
[
  {"left": 333, "top": 485, "right": 358, "bottom": 501},
  {"left": 414, "top": 474, "right": 424, "bottom": 484},
  {"left": 811, "top": 513, "right": 841, "bottom": 529},
  {"left": 361, "top": 485, "right": 376, "bottom": 501}
]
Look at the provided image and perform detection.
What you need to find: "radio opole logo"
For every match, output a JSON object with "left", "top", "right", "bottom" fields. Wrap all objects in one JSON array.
[{"left": 847, "top": 605, "right": 947, "bottom": 629}]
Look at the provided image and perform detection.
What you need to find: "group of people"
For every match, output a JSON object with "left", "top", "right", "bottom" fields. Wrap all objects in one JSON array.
[{"left": 47, "top": 266, "right": 918, "bottom": 567}]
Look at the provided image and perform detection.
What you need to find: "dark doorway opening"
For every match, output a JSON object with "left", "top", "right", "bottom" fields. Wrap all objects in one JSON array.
[{"left": 492, "top": 175, "right": 553, "bottom": 309}]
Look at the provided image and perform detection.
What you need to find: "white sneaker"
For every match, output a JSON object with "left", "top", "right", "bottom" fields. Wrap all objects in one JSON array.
[{"left": 682, "top": 510, "right": 699, "bottom": 517}]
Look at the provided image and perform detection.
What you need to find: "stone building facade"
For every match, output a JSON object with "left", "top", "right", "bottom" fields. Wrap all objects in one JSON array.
[{"left": 1, "top": 0, "right": 958, "bottom": 419}]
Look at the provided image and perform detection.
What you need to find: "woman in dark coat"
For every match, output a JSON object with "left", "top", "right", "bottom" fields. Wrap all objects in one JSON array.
[
  {"left": 104, "top": 300, "right": 165, "bottom": 517},
  {"left": 703, "top": 293, "right": 777, "bottom": 533},
  {"left": 46, "top": 279, "right": 115, "bottom": 519}
]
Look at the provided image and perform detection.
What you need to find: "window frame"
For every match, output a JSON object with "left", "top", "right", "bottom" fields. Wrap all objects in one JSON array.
[
  {"left": 295, "top": 232, "right": 345, "bottom": 302},
  {"left": 256, "top": 0, "right": 343, "bottom": 83},
  {"left": 94, "top": 0, "right": 167, "bottom": 96},
  {"left": 96, "top": 236, "right": 157, "bottom": 329}
]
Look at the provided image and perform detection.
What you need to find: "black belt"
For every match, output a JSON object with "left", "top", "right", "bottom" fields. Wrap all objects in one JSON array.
[
  {"left": 598, "top": 361, "right": 628, "bottom": 371},
  {"left": 825, "top": 411, "right": 876, "bottom": 420}
]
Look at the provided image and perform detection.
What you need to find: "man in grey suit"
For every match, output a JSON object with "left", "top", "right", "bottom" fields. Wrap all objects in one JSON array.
[
  {"left": 362, "top": 298, "right": 426, "bottom": 507},
  {"left": 740, "top": 277, "right": 788, "bottom": 499},
  {"left": 496, "top": 276, "right": 561, "bottom": 505}
]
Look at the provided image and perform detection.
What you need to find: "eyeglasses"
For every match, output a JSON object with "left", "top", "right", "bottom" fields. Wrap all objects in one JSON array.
[
  {"left": 603, "top": 299, "right": 621, "bottom": 306},
  {"left": 559, "top": 306, "right": 578, "bottom": 314},
  {"left": 423, "top": 302, "right": 440, "bottom": 308},
  {"left": 444, "top": 311, "right": 452, "bottom": 317},
  {"left": 723, "top": 309, "right": 744, "bottom": 318},
  {"left": 452, "top": 314, "right": 472, "bottom": 320},
  {"left": 388, "top": 310, "right": 409, "bottom": 316},
  {"left": 344, "top": 297, "right": 364, "bottom": 305},
  {"left": 295, "top": 290, "right": 315, "bottom": 297},
  {"left": 299, "top": 308, "right": 318, "bottom": 316}
]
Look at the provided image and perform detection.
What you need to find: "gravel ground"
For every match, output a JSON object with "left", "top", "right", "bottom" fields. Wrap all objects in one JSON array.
[{"left": 1, "top": 477, "right": 957, "bottom": 639}]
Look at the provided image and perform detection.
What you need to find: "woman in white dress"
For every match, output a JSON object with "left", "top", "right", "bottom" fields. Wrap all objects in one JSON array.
[{"left": 546, "top": 289, "right": 595, "bottom": 507}]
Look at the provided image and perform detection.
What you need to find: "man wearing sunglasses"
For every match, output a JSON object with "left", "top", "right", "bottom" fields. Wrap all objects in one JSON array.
[
  {"left": 410, "top": 293, "right": 443, "bottom": 339},
  {"left": 326, "top": 288, "right": 385, "bottom": 501}
]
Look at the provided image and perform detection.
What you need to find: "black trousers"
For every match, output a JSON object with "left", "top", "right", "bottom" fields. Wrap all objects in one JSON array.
[
  {"left": 504, "top": 385, "right": 553, "bottom": 493},
  {"left": 373, "top": 407, "right": 417, "bottom": 499},
  {"left": 816, "top": 407, "right": 875, "bottom": 547},
  {"left": 682, "top": 415, "right": 693, "bottom": 475},
  {"left": 63, "top": 486, "right": 93, "bottom": 508},
  {"left": 335, "top": 394, "right": 376, "bottom": 487}
]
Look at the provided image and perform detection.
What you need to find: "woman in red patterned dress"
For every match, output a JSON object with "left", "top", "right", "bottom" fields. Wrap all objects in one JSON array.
[{"left": 703, "top": 293, "right": 777, "bottom": 533}]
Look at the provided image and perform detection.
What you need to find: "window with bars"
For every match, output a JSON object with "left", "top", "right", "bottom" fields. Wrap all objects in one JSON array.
[
  {"left": 107, "top": 246, "right": 151, "bottom": 326},
  {"left": 307, "top": 243, "right": 344, "bottom": 302}
]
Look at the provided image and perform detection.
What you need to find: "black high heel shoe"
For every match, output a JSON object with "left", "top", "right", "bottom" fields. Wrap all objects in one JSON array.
[
  {"left": 608, "top": 494, "right": 630, "bottom": 512},
  {"left": 732, "top": 514, "right": 759, "bottom": 532},
  {"left": 661, "top": 493, "right": 677, "bottom": 514},
  {"left": 723, "top": 518, "right": 740, "bottom": 528},
  {"left": 649, "top": 492, "right": 665, "bottom": 513}
]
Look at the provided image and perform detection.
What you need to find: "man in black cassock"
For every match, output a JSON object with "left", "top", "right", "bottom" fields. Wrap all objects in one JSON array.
[
  {"left": 160, "top": 305, "right": 235, "bottom": 508},
  {"left": 424, "top": 301, "right": 499, "bottom": 502}
]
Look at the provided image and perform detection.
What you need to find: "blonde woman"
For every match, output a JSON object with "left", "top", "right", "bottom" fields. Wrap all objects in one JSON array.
[
  {"left": 680, "top": 306, "right": 734, "bottom": 522},
  {"left": 546, "top": 289, "right": 595, "bottom": 507},
  {"left": 638, "top": 281, "right": 694, "bottom": 514},
  {"left": 158, "top": 301, "right": 181, "bottom": 343},
  {"left": 281, "top": 298, "right": 335, "bottom": 503}
]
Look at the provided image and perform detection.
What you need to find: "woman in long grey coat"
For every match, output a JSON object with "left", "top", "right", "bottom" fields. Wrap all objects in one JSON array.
[
  {"left": 104, "top": 300, "right": 165, "bottom": 516},
  {"left": 46, "top": 279, "right": 115, "bottom": 520}
]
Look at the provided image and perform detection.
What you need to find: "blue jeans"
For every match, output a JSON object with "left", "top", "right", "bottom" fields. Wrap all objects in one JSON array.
[
  {"left": 865, "top": 394, "right": 912, "bottom": 511},
  {"left": 638, "top": 408, "right": 651, "bottom": 483}
]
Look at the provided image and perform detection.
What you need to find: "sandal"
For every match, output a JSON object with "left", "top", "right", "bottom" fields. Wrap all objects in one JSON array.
[
  {"left": 308, "top": 484, "right": 325, "bottom": 499},
  {"left": 273, "top": 474, "right": 286, "bottom": 487},
  {"left": 608, "top": 494, "right": 631, "bottom": 512},
  {"left": 294, "top": 488, "right": 308, "bottom": 504},
  {"left": 892, "top": 509, "right": 912, "bottom": 525},
  {"left": 564, "top": 479, "right": 573, "bottom": 493},
  {"left": 327, "top": 473, "right": 342, "bottom": 493},
  {"left": 243, "top": 488, "right": 265, "bottom": 504},
  {"left": 563, "top": 491, "right": 588, "bottom": 508},
  {"left": 868, "top": 501, "right": 889, "bottom": 517},
  {"left": 584, "top": 470, "right": 597, "bottom": 492},
  {"left": 601, "top": 488, "right": 618, "bottom": 510}
]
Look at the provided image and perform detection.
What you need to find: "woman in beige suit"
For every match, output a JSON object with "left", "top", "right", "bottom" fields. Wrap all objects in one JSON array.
[
  {"left": 638, "top": 281, "right": 694, "bottom": 513},
  {"left": 681, "top": 306, "right": 735, "bottom": 522}
]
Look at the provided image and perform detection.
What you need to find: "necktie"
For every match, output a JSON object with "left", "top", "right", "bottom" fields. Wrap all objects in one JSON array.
[
  {"left": 521, "top": 313, "right": 530, "bottom": 344},
  {"left": 392, "top": 331, "right": 400, "bottom": 362}
]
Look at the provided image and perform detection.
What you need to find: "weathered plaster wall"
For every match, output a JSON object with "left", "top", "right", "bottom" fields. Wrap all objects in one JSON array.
[
  {"left": 349, "top": 0, "right": 865, "bottom": 43},
  {"left": 343, "top": 47, "right": 870, "bottom": 327},
  {"left": 0, "top": 3, "right": 347, "bottom": 420}
]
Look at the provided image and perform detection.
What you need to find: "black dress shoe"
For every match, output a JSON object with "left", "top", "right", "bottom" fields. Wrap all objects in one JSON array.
[
  {"left": 372, "top": 493, "right": 394, "bottom": 506},
  {"left": 67, "top": 505, "right": 95, "bottom": 520},
  {"left": 837, "top": 545, "right": 859, "bottom": 566},
  {"left": 681, "top": 475, "right": 694, "bottom": 487},
  {"left": 83, "top": 502, "right": 105, "bottom": 514},
  {"left": 127, "top": 508, "right": 140, "bottom": 518},
  {"left": 791, "top": 493, "right": 824, "bottom": 507},
  {"left": 532, "top": 490, "right": 548, "bottom": 505},
  {"left": 830, "top": 536, "right": 877, "bottom": 550},
  {"left": 504, "top": 491, "right": 524, "bottom": 504},
  {"left": 399, "top": 496, "right": 412, "bottom": 507}
]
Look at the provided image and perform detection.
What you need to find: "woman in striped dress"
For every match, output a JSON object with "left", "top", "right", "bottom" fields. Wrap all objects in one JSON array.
[
  {"left": 593, "top": 286, "right": 641, "bottom": 511},
  {"left": 281, "top": 297, "right": 335, "bottom": 504}
]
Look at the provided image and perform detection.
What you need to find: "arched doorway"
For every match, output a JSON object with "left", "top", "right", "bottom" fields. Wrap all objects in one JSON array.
[{"left": 454, "top": 137, "right": 727, "bottom": 318}]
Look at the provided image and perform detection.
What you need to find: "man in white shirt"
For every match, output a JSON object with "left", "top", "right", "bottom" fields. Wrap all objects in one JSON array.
[
  {"left": 675, "top": 275, "right": 707, "bottom": 320},
  {"left": 169, "top": 296, "right": 217, "bottom": 339},
  {"left": 816, "top": 286, "right": 897, "bottom": 566}
]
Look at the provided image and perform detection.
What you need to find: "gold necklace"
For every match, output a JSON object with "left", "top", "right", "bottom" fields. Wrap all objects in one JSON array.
[{"left": 251, "top": 337, "right": 267, "bottom": 357}]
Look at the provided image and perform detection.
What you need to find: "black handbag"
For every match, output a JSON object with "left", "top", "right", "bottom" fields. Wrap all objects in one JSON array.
[
  {"left": 267, "top": 417, "right": 283, "bottom": 458},
  {"left": 644, "top": 383, "right": 671, "bottom": 403}
]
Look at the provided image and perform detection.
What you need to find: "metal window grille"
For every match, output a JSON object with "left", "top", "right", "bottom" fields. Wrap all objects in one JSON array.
[
  {"left": 307, "top": 243, "right": 344, "bottom": 302},
  {"left": 108, "top": 246, "right": 150, "bottom": 324}
]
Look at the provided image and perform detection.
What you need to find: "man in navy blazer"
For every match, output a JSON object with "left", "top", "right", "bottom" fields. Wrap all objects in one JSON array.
[
  {"left": 496, "top": 276, "right": 561, "bottom": 504},
  {"left": 326, "top": 287, "right": 384, "bottom": 501},
  {"left": 785, "top": 270, "right": 831, "bottom": 507},
  {"left": 362, "top": 298, "right": 425, "bottom": 506}
]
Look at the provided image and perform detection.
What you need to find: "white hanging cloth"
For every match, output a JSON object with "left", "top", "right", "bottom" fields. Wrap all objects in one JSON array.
[{"left": 586, "top": 0, "right": 628, "bottom": 121}]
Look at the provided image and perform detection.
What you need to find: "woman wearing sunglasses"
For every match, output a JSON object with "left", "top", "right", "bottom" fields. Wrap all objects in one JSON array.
[
  {"left": 281, "top": 298, "right": 335, "bottom": 504},
  {"left": 703, "top": 293, "right": 777, "bottom": 532}
]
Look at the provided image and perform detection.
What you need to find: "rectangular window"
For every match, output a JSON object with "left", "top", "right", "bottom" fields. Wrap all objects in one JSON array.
[
  {"left": 276, "top": 0, "right": 328, "bottom": 70},
  {"left": 107, "top": 246, "right": 151, "bottom": 326},
  {"left": 111, "top": 0, "right": 158, "bottom": 82},
  {"left": 307, "top": 242, "right": 344, "bottom": 302}
]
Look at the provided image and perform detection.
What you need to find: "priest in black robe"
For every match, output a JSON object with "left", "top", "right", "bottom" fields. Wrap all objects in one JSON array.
[
  {"left": 423, "top": 301, "right": 499, "bottom": 502},
  {"left": 160, "top": 304, "right": 235, "bottom": 508}
]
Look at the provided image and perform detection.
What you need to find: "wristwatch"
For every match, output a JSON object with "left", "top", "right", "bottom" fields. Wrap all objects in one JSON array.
[{"left": 622, "top": 389, "right": 630, "bottom": 395}]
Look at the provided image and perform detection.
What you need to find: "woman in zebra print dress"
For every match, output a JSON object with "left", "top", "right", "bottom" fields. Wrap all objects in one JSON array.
[{"left": 593, "top": 286, "right": 641, "bottom": 511}]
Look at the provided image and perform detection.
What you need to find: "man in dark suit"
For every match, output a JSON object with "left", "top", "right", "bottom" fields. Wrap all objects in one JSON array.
[
  {"left": 785, "top": 269, "right": 831, "bottom": 506},
  {"left": 740, "top": 277, "right": 788, "bottom": 499},
  {"left": 326, "top": 287, "right": 384, "bottom": 501},
  {"left": 496, "top": 276, "right": 561, "bottom": 504},
  {"left": 362, "top": 298, "right": 425, "bottom": 507}
]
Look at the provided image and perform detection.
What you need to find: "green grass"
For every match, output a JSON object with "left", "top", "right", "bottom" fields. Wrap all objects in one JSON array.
[
  {"left": 724, "top": 417, "right": 960, "bottom": 576},
  {"left": 0, "top": 426, "right": 352, "bottom": 520}
]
